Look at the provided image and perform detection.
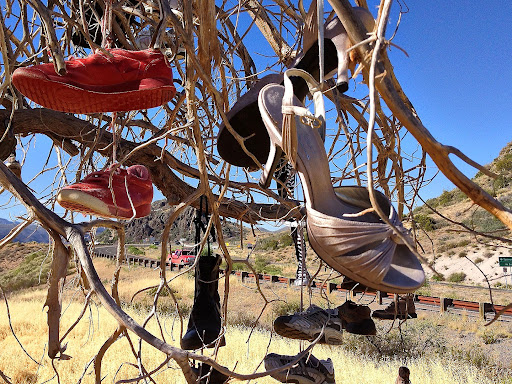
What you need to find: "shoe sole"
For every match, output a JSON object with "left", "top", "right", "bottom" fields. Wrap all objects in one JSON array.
[
  {"left": 57, "top": 189, "right": 151, "bottom": 219},
  {"left": 265, "top": 357, "right": 333, "bottom": 384},
  {"left": 274, "top": 319, "right": 343, "bottom": 345},
  {"left": 13, "top": 70, "right": 176, "bottom": 113},
  {"left": 372, "top": 312, "right": 417, "bottom": 320}
]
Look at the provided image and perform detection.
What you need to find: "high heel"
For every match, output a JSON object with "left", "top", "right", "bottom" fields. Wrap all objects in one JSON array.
[
  {"left": 258, "top": 68, "right": 425, "bottom": 293},
  {"left": 290, "top": 6, "right": 375, "bottom": 96},
  {"left": 217, "top": 74, "right": 283, "bottom": 170}
]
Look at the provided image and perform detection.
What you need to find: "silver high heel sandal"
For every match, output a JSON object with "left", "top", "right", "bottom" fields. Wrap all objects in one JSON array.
[{"left": 258, "top": 68, "right": 425, "bottom": 293}]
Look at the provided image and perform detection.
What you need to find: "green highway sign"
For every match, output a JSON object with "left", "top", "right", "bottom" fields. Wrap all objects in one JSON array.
[{"left": 499, "top": 257, "right": 512, "bottom": 267}]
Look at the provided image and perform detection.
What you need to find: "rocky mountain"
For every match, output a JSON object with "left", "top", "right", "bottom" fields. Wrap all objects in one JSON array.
[
  {"left": 97, "top": 199, "right": 241, "bottom": 244},
  {"left": 0, "top": 218, "right": 49, "bottom": 243}
]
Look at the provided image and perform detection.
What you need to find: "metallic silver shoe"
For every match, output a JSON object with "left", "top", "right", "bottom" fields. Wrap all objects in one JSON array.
[{"left": 258, "top": 69, "right": 425, "bottom": 293}]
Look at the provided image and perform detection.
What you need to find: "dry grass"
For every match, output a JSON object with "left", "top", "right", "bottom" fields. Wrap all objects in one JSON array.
[
  {"left": 1, "top": 258, "right": 511, "bottom": 383},
  {"left": 0, "top": 291, "right": 506, "bottom": 384}
]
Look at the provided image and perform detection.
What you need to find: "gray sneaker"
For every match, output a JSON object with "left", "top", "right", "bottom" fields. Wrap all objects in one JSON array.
[
  {"left": 264, "top": 352, "right": 335, "bottom": 384},
  {"left": 273, "top": 305, "right": 343, "bottom": 345}
]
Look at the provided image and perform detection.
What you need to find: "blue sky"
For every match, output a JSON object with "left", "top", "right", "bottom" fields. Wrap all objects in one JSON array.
[
  {"left": 383, "top": 1, "right": 512, "bottom": 198},
  {"left": 1, "top": 1, "right": 511, "bottom": 223}
]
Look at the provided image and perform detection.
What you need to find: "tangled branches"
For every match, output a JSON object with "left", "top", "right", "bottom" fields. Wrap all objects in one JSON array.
[{"left": 0, "top": 0, "right": 511, "bottom": 382}]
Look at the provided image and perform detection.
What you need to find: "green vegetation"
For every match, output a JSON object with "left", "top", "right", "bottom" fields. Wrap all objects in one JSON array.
[
  {"left": 463, "top": 209, "right": 507, "bottom": 232},
  {"left": 0, "top": 251, "right": 74, "bottom": 292},
  {"left": 414, "top": 214, "right": 436, "bottom": 232},
  {"left": 447, "top": 272, "right": 466, "bottom": 283},
  {"left": 259, "top": 232, "right": 295, "bottom": 251},
  {"left": 494, "top": 152, "right": 512, "bottom": 173},
  {"left": 432, "top": 273, "right": 445, "bottom": 282},
  {"left": 254, "top": 255, "right": 282, "bottom": 275},
  {"left": 127, "top": 245, "right": 144, "bottom": 255}
]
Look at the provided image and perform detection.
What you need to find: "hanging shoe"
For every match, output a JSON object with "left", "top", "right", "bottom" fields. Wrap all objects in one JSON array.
[
  {"left": 372, "top": 295, "right": 417, "bottom": 320},
  {"left": 217, "top": 74, "right": 284, "bottom": 170},
  {"left": 56, "top": 165, "right": 153, "bottom": 219},
  {"left": 264, "top": 352, "right": 335, "bottom": 384},
  {"left": 258, "top": 68, "right": 424, "bottom": 293},
  {"left": 5, "top": 153, "right": 21, "bottom": 179},
  {"left": 181, "top": 254, "right": 226, "bottom": 350},
  {"left": 290, "top": 6, "right": 374, "bottom": 95},
  {"left": 191, "top": 362, "right": 230, "bottom": 384},
  {"left": 12, "top": 49, "right": 176, "bottom": 114},
  {"left": 337, "top": 301, "right": 376, "bottom": 335},
  {"left": 273, "top": 304, "right": 343, "bottom": 345}
]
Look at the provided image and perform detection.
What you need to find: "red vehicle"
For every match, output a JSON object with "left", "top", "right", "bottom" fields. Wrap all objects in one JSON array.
[{"left": 168, "top": 249, "right": 196, "bottom": 265}]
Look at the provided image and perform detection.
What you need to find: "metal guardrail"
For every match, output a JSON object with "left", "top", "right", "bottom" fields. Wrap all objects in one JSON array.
[{"left": 92, "top": 250, "right": 512, "bottom": 322}]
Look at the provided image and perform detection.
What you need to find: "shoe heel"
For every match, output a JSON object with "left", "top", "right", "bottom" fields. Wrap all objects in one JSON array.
[
  {"left": 324, "top": 18, "right": 350, "bottom": 92},
  {"left": 259, "top": 143, "right": 283, "bottom": 189}
]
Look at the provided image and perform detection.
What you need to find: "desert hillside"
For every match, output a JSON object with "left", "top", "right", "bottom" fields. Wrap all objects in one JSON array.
[{"left": 411, "top": 141, "right": 512, "bottom": 286}]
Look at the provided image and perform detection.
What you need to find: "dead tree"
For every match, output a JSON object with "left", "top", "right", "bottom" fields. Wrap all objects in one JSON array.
[{"left": 0, "top": 0, "right": 510, "bottom": 382}]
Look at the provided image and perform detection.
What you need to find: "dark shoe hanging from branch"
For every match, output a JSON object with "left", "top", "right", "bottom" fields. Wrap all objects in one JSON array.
[
  {"left": 180, "top": 253, "right": 225, "bottom": 350},
  {"left": 181, "top": 196, "right": 225, "bottom": 350}
]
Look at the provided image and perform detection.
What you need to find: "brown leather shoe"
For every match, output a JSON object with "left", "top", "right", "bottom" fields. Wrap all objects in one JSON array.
[
  {"left": 372, "top": 295, "right": 417, "bottom": 320},
  {"left": 338, "top": 300, "right": 376, "bottom": 335}
]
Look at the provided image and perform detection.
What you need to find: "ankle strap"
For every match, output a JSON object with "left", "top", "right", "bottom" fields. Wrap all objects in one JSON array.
[{"left": 282, "top": 68, "right": 326, "bottom": 126}]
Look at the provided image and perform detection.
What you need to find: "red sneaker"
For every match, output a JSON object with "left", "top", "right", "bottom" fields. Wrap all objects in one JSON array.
[
  {"left": 12, "top": 49, "right": 176, "bottom": 113},
  {"left": 57, "top": 165, "right": 153, "bottom": 219}
]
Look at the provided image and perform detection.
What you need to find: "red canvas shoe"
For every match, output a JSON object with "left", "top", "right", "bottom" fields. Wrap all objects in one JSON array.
[
  {"left": 57, "top": 165, "right": 153, "bottom": 219},
  {"left": 12, "top": 49, "right": 176, "bottom": 113}
]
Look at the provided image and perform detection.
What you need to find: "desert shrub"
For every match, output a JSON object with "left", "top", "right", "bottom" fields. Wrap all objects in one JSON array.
[
  {"left": 447, "top": 272, "right": 466, "bottom": 283},
  {"left": 484, "top": 251, "right": 493, "bottom": 258},
  {"left": 447, "top": 250, "right": 455, "bottom": 257},
  {"left": 463, "top": 209, "right": 506, "bottom": 232},
  {"left": 147, "top": 285, "right": 178, "bottom": 298},
  {"left": 432, "top": 273, "right": 445, "bottom": 281},
  {"left": 479, "top": 329, "right": 502, "bottom": 345},
  {"left": 254, "top": 256, "right": 282, "bottom": 275},
  {"left": 260, "top": 238, "right": 279, "bottom": 251},
  {"left": 127, "top": 245, "right": 144, "bottom": 255},
  {"left": 0, "top": 251, "right": 75, "bottom": 292},
  {"left": 458, "top": 251, "right": 467, "bottom": 258},
  {"left": 231, "top": 262, "right": 249, "bottom": 271},
  {"left": 474, "top": 257, "right": 484, "bottom": 264},
  {"left": 454, "top": 239, "right": 471, "bottom": 248},
  {"left": 437, "top": 189, "right": 467, "bottom": 206},
  {"left": 278, "top": 233, "right": 294, "bottom": 247},
  {"left": 494, "top": 152, "right": 512, "bottom": 173},
  {"left": 342, "top": 321, "right": 446, "bottom": 360},
  {"left": 272, "top": 300, "right": 301, "bottom": 317},
  {"left": 414, "top": 214, "right": 436, "bottom": 231},
  {"left": 493, "top": 175, "right": 511, "bottom": 190}
]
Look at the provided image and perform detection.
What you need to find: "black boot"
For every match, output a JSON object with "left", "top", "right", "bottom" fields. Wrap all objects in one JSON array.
[{"left": 181, "top": 254, "right": 225, "bottom": 350}]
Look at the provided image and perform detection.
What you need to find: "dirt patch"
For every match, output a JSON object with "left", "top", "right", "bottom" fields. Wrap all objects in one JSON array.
[{"left": 0, "top": 242, "right": 48, "bottom": 274}]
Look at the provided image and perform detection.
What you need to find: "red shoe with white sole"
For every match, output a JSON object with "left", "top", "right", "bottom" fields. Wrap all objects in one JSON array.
[
  {"left": 12, "top": 49, "right": 176, "bottom": 113},
  {"left": 57, "top": 165, "right": 153, "bottom": 219}
]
